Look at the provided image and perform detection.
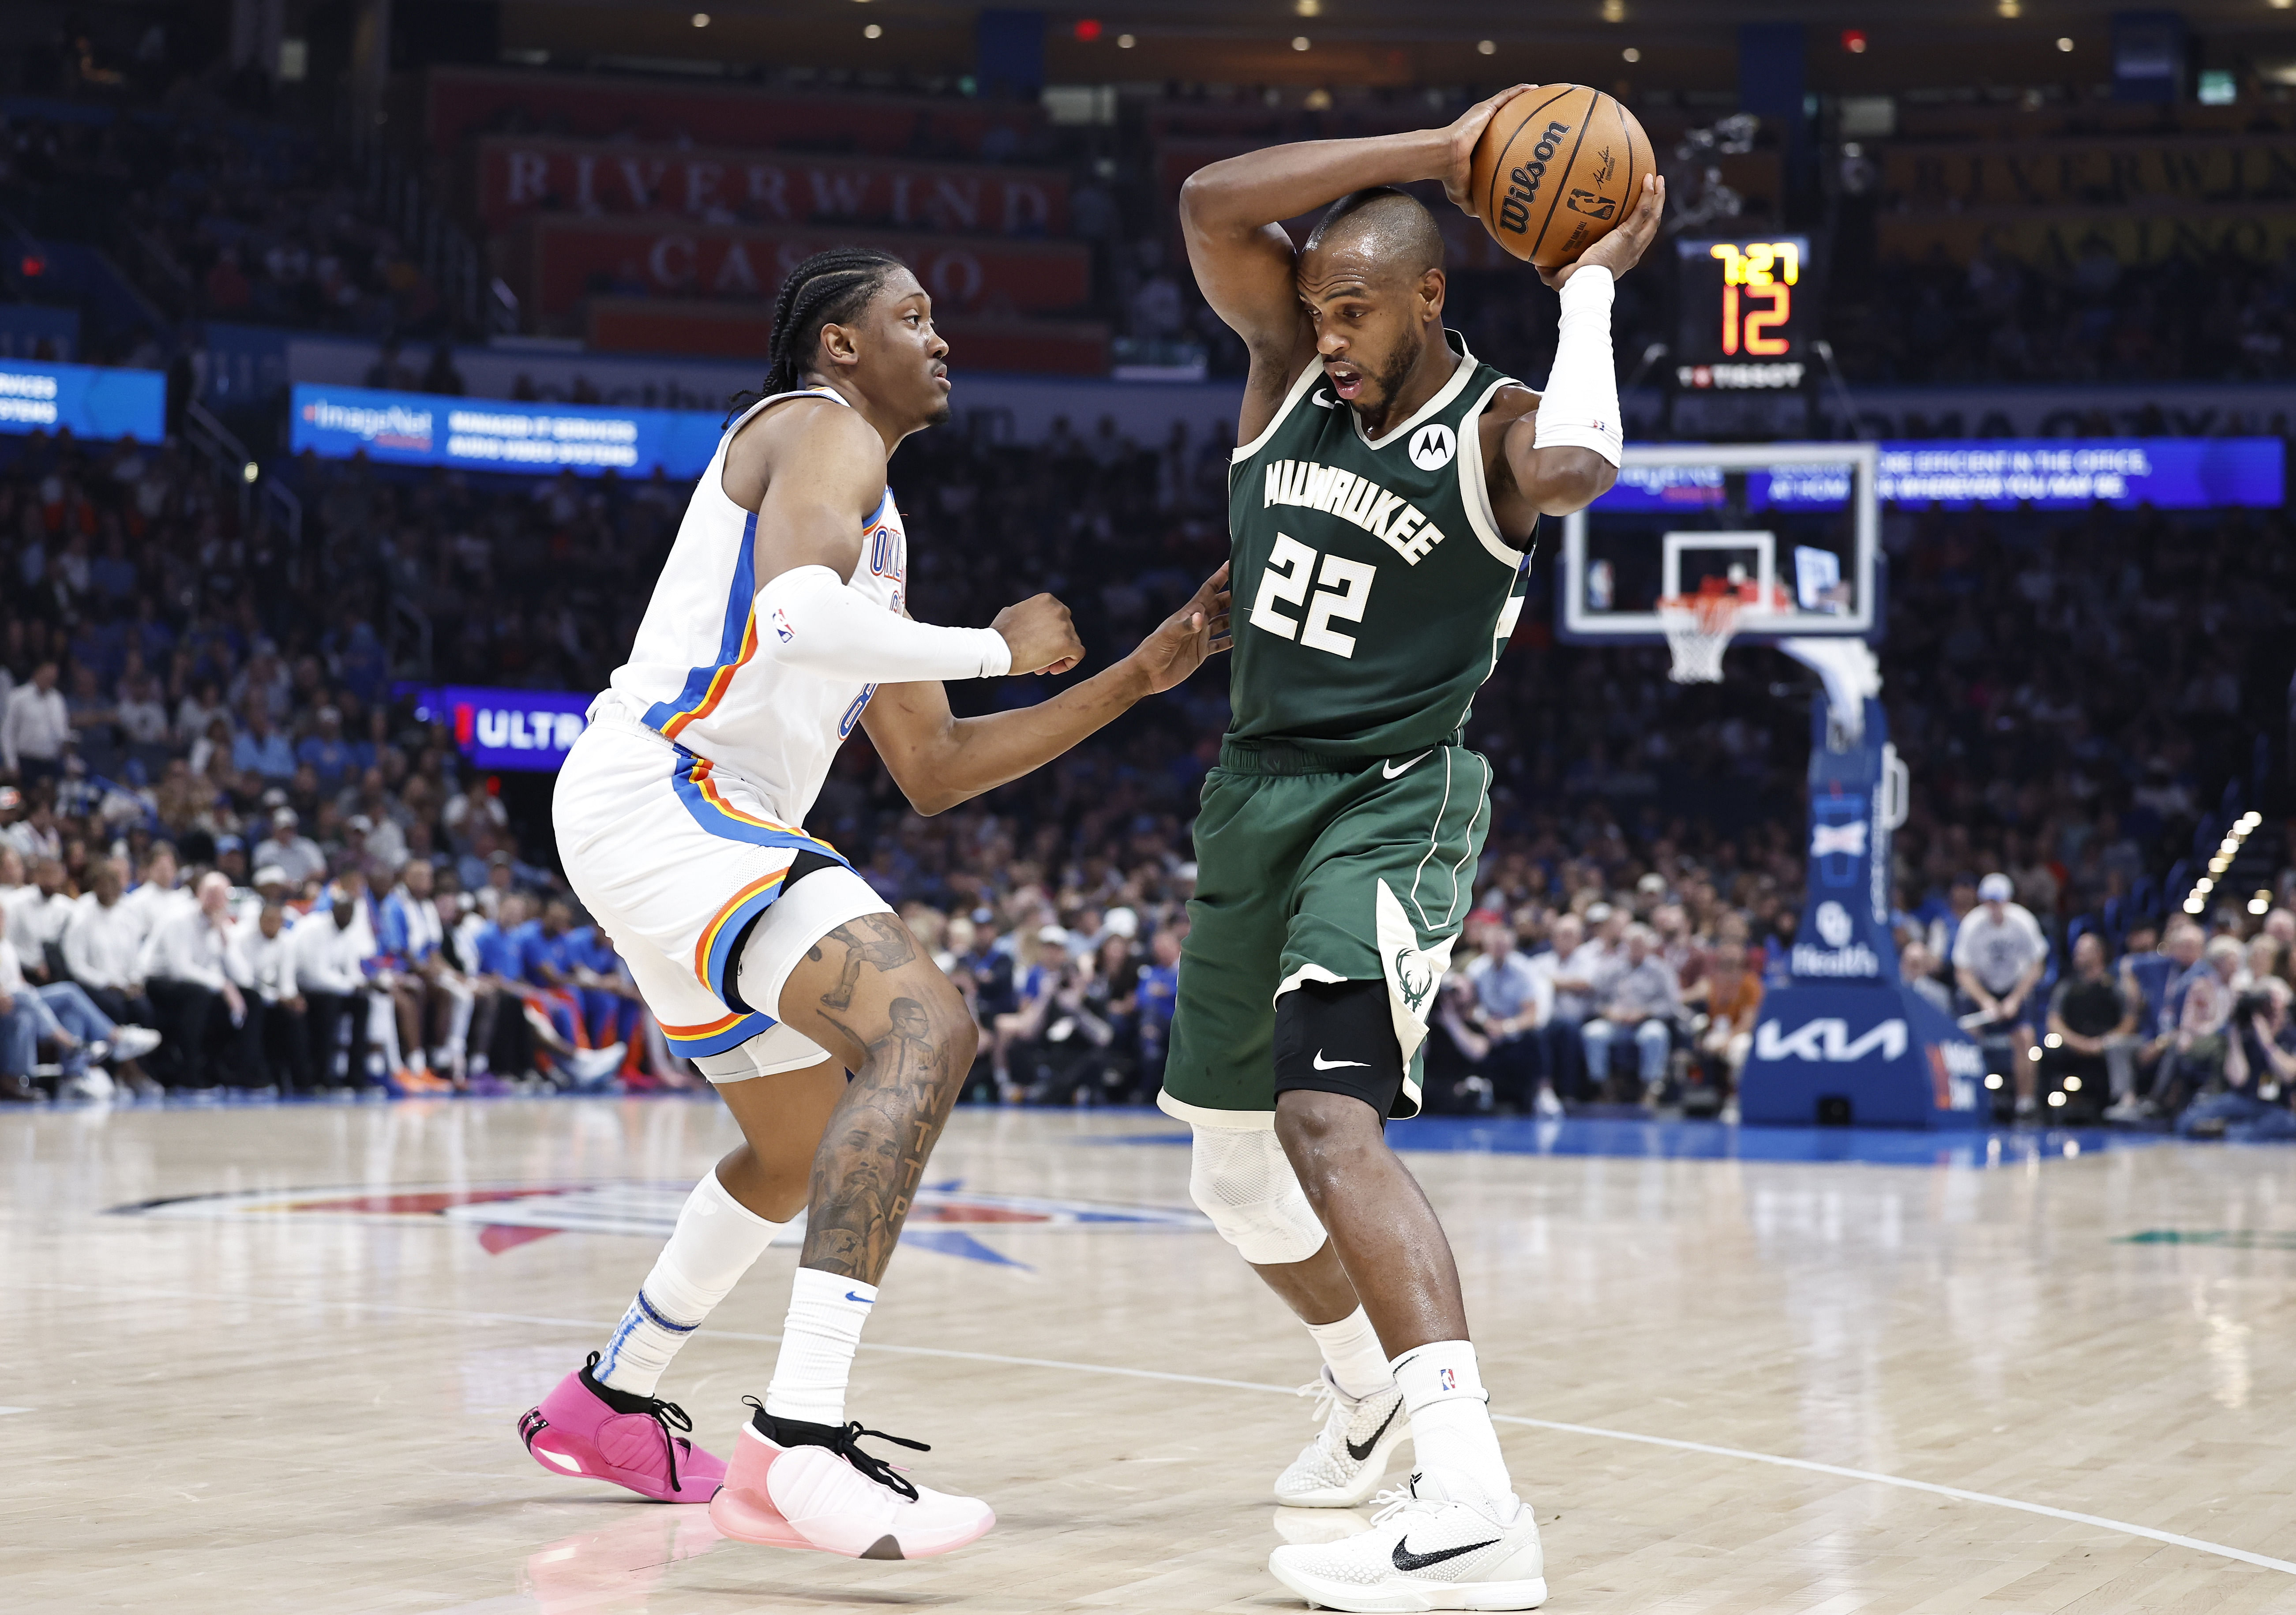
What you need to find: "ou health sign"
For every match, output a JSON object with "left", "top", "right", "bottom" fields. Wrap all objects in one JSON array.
[{"left": 411, "top": 687, "right": 591, "bottom": 771}]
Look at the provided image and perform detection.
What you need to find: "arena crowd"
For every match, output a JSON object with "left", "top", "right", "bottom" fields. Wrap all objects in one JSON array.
[{"left": 1, "top": 390, "right": 2291, "bottom": 1125}]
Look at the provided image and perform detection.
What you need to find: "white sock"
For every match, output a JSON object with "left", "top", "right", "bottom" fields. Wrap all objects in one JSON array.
[
  {"left": 765, "top": 1268, "right": 877, "bottom": 1426},
  {"left": 595, "top": 1169, "right": 784, "bottom": 1397},
  {"left": 1306, "top": 1307, "right": 1392, "bottom": 1400},
  {"left": 1393, "top": 1341, "right": 1516, "bottom": 1513}
]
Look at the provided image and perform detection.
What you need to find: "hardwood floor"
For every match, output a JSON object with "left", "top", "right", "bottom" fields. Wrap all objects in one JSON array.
[{"left": 5, "top": 1097, "right": 2294, "bottom": 1613}]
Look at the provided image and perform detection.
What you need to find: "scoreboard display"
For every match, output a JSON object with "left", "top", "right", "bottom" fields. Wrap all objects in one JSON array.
[{"left": 1675, "top": 235, "right": 1813, "bottom": 390}]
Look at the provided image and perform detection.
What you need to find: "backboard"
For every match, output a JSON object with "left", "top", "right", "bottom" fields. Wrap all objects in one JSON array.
[{"left": 1557, "top": 440, "right": 1881, "bottom": 645}]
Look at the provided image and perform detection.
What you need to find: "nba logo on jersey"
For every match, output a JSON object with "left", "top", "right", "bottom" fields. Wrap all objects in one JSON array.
[
  {"left": 771, "top": 608, "right": 795, "bottom": 643},
  {"left": 1440, "top": 1367, "right": 1456, "bottom": 1392}
]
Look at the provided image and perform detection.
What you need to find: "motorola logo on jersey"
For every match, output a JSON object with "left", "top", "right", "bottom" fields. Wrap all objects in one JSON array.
[{"left": 1408, "top": 424, "right": 1457, "bottom": 471}]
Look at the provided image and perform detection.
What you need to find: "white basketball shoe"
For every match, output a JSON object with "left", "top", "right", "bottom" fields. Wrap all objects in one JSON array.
[
  {"left": 1268, "top": 1468, "right": 1546, "bottom": 1612},
  {"left": 1275, "top": 1368, "right": 1410, "bottom": 1508},
  {"left": 708, "top": 1403, "right": 994, "bottom": 1561}
]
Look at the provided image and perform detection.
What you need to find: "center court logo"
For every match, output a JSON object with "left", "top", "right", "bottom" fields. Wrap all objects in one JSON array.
[
  {"left": 1408, "top": 423, "right": 1456, "bottom": 471},
  {"left": 109, "top": 1179, "right": 1213, "bottom": 1270}
]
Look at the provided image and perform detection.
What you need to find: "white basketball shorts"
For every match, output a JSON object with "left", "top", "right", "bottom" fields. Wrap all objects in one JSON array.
[{"left": 553, "top": 709, "right": 892, "bottom": 1081}]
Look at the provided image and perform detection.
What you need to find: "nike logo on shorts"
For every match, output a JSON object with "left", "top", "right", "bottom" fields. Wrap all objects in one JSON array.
[
  {"left": 1382, "top": 751, "right": 1432, "bottom": 779},
  {"left": 1313, "top": 1052, "right": 1370, "bottom": 1070},
  {"left": 1392, "top": 1535, "right": 1501, "bottom": 1572},
  {"left": 846, "top": 1292, "right": 874, "bottom": 1305}
]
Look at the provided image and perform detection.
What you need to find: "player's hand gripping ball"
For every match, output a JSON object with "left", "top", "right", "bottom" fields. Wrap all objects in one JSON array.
[{"left": 1465, "top": 84, "right": 1654, "bottom": 271}]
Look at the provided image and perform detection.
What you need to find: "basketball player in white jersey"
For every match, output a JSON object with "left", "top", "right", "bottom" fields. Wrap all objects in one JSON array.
[{"left": 520, "top": 247, "right": 1231, "bottom": 1562}]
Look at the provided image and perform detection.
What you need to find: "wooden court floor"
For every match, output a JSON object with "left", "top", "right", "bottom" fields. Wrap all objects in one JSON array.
[{"left": 7, "top": 1097, "right": 2296, "bottom": 1614}]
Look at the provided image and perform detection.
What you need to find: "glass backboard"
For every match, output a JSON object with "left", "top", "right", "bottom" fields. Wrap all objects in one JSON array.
[{"left": 1557, "top": 441, "right": 1881, "bottom": 644}]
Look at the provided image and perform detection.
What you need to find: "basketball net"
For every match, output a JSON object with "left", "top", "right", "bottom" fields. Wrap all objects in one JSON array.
[{"left": 1656, "top": 589, "right": 1742, "bottom": 684}]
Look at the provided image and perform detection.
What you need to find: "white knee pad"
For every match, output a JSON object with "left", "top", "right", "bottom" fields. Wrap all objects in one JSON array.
[{"left": 1188, "top": 1125, "right": 1328, "bottom": 1266}]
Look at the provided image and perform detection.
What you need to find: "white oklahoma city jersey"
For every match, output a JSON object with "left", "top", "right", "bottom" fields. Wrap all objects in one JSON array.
[{"left": 607, "top": 387, "right": 904, "bottom": 825}]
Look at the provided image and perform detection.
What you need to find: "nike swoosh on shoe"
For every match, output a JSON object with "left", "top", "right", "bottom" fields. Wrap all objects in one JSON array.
[
  {"left": 1392, "top": 1535, "right": 1501, "bottom": 1572},
  {"left": 1345, "top": 1398, "right": 1401, "bottom": 1463}
]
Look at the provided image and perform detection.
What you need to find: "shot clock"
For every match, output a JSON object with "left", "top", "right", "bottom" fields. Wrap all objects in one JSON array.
[{"left": 1675, "top": 234, "right": 1814, "bottom": 390}]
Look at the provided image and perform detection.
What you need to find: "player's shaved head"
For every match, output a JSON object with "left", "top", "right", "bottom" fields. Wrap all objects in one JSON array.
[{"left": 1302, "top": 188, "right": 1446, "bottom": 283}]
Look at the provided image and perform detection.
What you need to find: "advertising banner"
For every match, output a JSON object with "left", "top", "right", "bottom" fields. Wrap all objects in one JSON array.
[
  {"left": 288, "top": 384, "right": 724, "bottom": 480},
  {"left": 474, "top": 136, "right": 1068, "bottom": 236},
  {"left": 408, "top": 686, "right": 591, "bottom": 772},
  {"left": 1590, "top": 438, "right": 2282, "bottom": 514},
  {"left": 515, "top": 216, "right": 1090, "bottom": 318},
  {"left": 0, "top": 357, "right": 165, "bottom": 443}
]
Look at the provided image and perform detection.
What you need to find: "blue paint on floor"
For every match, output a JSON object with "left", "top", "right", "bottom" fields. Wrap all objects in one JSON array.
[{"left": 1088, "top": 1115, "right": 2178, "bottom": 1168}]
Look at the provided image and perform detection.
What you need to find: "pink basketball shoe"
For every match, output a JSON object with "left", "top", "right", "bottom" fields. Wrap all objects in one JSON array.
[
  {"left": 517, "top": 1352, "right": 726, "bottom": 1502},
  {"left": 707, "top": 1401, "right": 995, "bottom": 1560}
]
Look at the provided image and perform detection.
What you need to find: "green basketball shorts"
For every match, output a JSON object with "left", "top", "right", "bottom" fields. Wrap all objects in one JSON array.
[{"left": 1159, "top": 737, "right": 1493, "bottom": 1127}]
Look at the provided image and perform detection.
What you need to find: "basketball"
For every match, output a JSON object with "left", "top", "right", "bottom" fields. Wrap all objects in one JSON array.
[{"left": 1469, "top": 83, "right": 1654, "bottom": 270}]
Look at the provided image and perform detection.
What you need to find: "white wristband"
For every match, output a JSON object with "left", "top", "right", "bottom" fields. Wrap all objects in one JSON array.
[
  {"left": 756, "top": 565, "right": 1012, "bottom": 682},
  {"left": 1534, "top": 265, "right": 1623, "bottom": 468}
]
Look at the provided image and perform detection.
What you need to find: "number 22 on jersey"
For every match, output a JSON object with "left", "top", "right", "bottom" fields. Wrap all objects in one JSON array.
[{"left": 1248, "top": 534, "right": 1378, "bottom": 660}]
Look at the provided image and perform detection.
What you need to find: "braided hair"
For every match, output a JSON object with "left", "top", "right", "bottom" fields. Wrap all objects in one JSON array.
[{"left": 726, "top": 247, "right": 908, "bottom": 423}]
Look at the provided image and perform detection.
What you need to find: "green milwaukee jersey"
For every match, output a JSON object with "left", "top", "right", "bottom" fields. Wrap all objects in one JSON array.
[{"left": 1225, "top": 332, "right": 1531, "bottom": 760}]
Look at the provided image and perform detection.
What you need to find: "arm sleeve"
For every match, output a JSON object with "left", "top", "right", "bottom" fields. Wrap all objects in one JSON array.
[
  {"left": 756, "top": 565, "right": 1012, "bottom": 683},
  {"left": 1533, "top": 266, "right": 1624, "bottom": 468}
]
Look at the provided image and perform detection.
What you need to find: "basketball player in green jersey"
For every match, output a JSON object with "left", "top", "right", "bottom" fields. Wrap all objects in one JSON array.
[{"left": 1162, "top": 87, "right": 1662, "bottom": 1611}]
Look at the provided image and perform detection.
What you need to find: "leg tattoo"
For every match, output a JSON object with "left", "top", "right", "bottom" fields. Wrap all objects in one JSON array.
[
  {"left": 803, "top": 995, "right": 957, "bottom": 1280},
  {"left": 808, "top": 916, "right": 919, "bottom": 1013}
]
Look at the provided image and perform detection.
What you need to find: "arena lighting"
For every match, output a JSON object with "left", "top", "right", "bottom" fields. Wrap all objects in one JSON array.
[
  {"left": 2028, "top": 1045, "right": 2043, "bottom": 1062},
  {"left": 1074, "top": 18, "right": 1102, "bottom": 41},
  {"left": 2045, "top": 1033, "right": 2062, "bottom": 1048},
  {"left": 1998, "top": 0, "right": 2021, "bottom": 16},
  {"left": 2185, "top": 897, "right": 2207, "bottom": 914},
  {"left": 863, "top": 22, "right": 882, "bottom": 37},
  {"left": 1601, "top": 0, "right": 1627, "bottom": 22},
  {"left": 2064, "top": 1075, "right": 2082, "bottom": 1092},
  {"left": 1117, "top": 33, "right": 1135, "bottom": 47},
  {"left": 2197, "top": 876, "right": 2214, "bottom": 893},
  {"left": 1292, "top": 34, "right": 1310, "bottom": 50},
  {"left": 1623, "top": 46, "right": 1641, "bottom": 61},
  {"left": 1295, "top": 0, "right": 1320, "bottom": 15},
  {"left": 1478, "top": 39, "right": 1497, "bottom": 55},
  {"left": 2048, "top": 1089, "right": 2067, "bottom": 1107},
  {"left": 240, "top": 460, "right": 259, "bottom": 484},
  {"left": 1842, "top": 28, "right": 1868, "bottom": 53},
  {"left": 2253, "top": 894, "right": 2274, "bottom": 916},
  {"left": 689, "top": 12, "right": 709, "bottom": 27},
  {"left": 1985, "top": 1073, "right": 2004, "bottom": 1089}
]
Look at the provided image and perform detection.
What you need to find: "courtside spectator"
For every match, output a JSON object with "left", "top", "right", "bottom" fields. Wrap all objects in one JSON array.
[
  {"left": 1582, "top": 924, "right": 1683, "bottom": 1102},
  {"left": 1, "top": 661, "right": 71, "bottom": 785},
  {"left": 60, "top": 858, "right": 165, "bottom": 1097},
  {"left": 1463, "top": 912, "right": 1553, "bottom": 1115},
  {"left": 1952, "top": 872, "right": 2052, "bottom": 1118},
  {"left": 2044, "top": 934, "right": 2134, "bottom": 1117}
]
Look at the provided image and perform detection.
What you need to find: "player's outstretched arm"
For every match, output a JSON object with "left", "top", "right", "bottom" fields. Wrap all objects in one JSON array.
[
  {"left": 1182, "top": 87, "right": 1528, "bottom": 433},
  {"left": 862, "top": 565, "right": 1232, "bottom": 818},
  {"left": 1499, "top": 172, "right": 1667, "bottom": 517}
]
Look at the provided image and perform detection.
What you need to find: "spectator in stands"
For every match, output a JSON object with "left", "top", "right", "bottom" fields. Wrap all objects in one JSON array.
[
  {"left": 143, "top": 870, "right": 259, "bottom": 1088},
  {"left": 378, "top": 858, "right": 468, "bottom": 1086},
  {"left": 1135, "top": 924, "right": 1181, "bottom": 1096},
  {"left": 2163, "top": 934, "right": 2248, "bottom": 1109},
  {"left": 60, "top": 857, "right": 164, "bottom": 1097},
  {"left": 1952, "top": 872, "right": 2052, "bottom": 1118},
  {"left": 5, "top": 856, "right": 74, "bottom": 985},
  {"left": 254, "top": 807, "right": 325, "bottom": 889},
  {"left": 1462, "top": 911, "right": 1553, "bottom": 1116},
  {"left": 1899, "top": 940, "right": 1953, "bottom": 1018},
  {"left": 1530, "top": 911, "right": 1592, "bottom": 1101},
  {"left": 2045, "top": 933, "right": 2134, "bottom": 1116},
  {"left": 1696, "top": 934, "right": 1764, "bottom": 1110},
  {"left": 233, "top": 702, "right": 296, "bottom": 780},
  {"left": 2, "top": 660, "right": 71, "bottom": 785},
  {"left": 1581, "top": 924, "right": 1682, "bottom": 1103}
]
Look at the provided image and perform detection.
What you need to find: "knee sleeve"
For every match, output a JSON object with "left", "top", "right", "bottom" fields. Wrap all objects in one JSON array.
[{"left": 1187, "top": 1124, "right": 1328, "bottom": 1266}]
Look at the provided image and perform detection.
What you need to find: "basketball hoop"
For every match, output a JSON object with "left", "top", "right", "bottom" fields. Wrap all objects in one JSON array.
[{"left": 1656, "top": 590, "right": 1743, "bottom": 683}]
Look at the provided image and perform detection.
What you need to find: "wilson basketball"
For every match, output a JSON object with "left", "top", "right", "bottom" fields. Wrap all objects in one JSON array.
[{"left": 1469, "top": 84, "right": 1653, "bottom": 270}]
